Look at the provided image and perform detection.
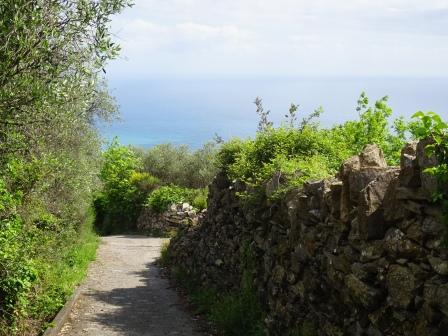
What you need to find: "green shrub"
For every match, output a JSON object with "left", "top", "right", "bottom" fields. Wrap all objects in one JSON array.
[
  {"left": 410, "top": 111, "right": 448, "bottom": 243},
  {"left": 167, "top": 241, "right": 265, "bottom": 336},
  {"left": 170, "top": 266, "right": 265, "bottom": 336},
  {"left": 209, "top": 288, "right": 265, "bottom": 336},
  {"left": 130, "top": 172, "right": 160, "bottom": 194},
  {"left": 189, "top": 188, "right": 208, "bottom": 210},
  {"left": 95, "top": 139, "right": 145, "bottom": 233},
  {"left": 217, "top": 93, "right": 411, "bottom": 199},
  {"left": 147, "top": 185, "right": 189, "bottom": 213},
  {"left": 146, "top": 186, "right": 208, "bottom": 213}
]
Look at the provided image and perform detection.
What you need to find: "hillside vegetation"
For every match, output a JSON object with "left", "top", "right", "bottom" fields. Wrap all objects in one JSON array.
[
  {"left": 1, "top": 2, "right": 447, "bottom": 336},
  {"left": 218, "top": 94, "right": 411, "bottom": 198},
  {"left": 0, "top": 1, "right": 131, "bottom": 334}
]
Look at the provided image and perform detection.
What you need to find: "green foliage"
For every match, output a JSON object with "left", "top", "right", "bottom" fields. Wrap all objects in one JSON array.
[
  {"left": 254, "top": 97, "right": 273, "bottom": 132},
  {"left": 209, "top": 288, "right": 265, "bottom": 336},
  {"left": 146, "top": 185, "right": 208, "bottom": 213},
  {"left": 218, "top": 93, "right": 410, "bottom": 200},
  {"left": 0, "top": 213, "right": 37, "bottom": 326},
  {"left": 411, "top": 111, "right": 448, "bottom": 188},
  {"left": 26, "top": 214, "right": 98, "bottom": 327},
  {"left": 332, "top": 92, "right": 407, "bottom": 165},
  {"left": 130, "top": 172, "right": 160, "bottom": 194},
  {"left": 95, "top": 139, "right": 144, "bottom": 233},
  {"left": 141, "top": 142, "right": 218, "bottom": 188},
  {"left": 217, "top": 126, "right": 344, "bottom": 196},
  {"left": 0, "top": 0, "right": 131, "bottom": 333},
  {"left": 209, "top": 243, "right": 265, "bottom": 336},
  {"left": 411, "top": 111, "right": 448, "bottom": 243},
  {"left": 190, "top": 188, "right": 208, "bottom": 211},
  {"left": 146, "top": 186, "right": 190, "bottom": 213},
  {"left": 165, "top": 240, "right": 265, "bottom": 336},
  {"left": 0, "top": 184, "right": 98, "bottom": 335}
]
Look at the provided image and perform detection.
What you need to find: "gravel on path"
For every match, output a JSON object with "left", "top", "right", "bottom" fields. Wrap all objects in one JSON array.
[{"left": 58, "top": 235, "right": 203, "bottom": 336}]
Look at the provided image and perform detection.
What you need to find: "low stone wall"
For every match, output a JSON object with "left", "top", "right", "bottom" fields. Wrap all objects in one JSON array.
[
  {"left": 168, "top": 142, "right": 448, "bottom": 336},
  {"left": 137, "top": 202, "right": 203, "bottom": 235}
]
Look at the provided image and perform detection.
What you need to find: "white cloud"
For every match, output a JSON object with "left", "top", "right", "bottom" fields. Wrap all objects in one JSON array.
[{"left": 107, "top": 0, "right": 448, "bottom": 77}]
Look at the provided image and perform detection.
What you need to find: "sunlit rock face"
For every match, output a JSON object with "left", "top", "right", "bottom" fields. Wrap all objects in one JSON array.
[{"left": 168, "top": 142, "right": 448, "bottom": 336}]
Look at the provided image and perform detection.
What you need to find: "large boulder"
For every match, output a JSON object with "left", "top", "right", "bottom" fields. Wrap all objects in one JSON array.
[{"left": 357, "top": 169, "right": 399, "bottom": 240}]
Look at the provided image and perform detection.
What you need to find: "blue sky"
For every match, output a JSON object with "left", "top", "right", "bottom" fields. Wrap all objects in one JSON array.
[
  {"left": 102, "top": 1, "right": 448, "bottom": 147},
  {"left": 107, "top": 0, "right": 448, "bottom": 79}
]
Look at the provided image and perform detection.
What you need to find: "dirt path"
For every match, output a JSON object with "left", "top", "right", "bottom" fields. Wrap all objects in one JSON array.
[{"left": 59, "top": 235, "right": 202, "bottom": 336}]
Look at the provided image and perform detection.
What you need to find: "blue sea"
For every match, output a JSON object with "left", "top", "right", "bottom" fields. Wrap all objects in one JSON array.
[{"left": 100, "top": 77, "right": 448, "bottom": 149}]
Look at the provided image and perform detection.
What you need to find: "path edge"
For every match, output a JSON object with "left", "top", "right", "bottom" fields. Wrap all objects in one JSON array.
[{"left": 43, "top": 286, "right": 82, "bottom": 336}]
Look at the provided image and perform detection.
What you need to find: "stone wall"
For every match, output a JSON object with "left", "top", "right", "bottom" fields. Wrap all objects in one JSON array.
[
  {"left": 168, "top": 142, "right": 448, "bottom": 336},
  {"left": 137, "top": 202, "right": 203, "bottom": 235}
]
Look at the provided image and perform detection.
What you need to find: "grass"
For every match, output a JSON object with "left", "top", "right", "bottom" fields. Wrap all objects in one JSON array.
[
  {"left": 169, "top": 265, "right": 266, "bottom": 336},
  {"left": 23, "top": 213, "right": 99, "bottom": 335},
  {"left": 162, "top": 240, "right": 314, "bottom": 336}
]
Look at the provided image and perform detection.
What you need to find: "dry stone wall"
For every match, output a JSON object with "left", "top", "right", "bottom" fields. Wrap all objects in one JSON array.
[
  {"left": 137, "top": 202, "right": 203, "bottom": 235},
  {"left": 168, "top": 142, "right": 448, "bottom": 336}
]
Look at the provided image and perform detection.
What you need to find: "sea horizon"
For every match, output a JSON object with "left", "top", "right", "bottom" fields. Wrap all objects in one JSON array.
[{"left": 100, "top": 75, "right": 448, "bottom": 149}]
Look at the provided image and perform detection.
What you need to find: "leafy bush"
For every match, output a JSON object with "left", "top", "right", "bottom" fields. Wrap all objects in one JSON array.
[
  {"left": 411, "top": 111, "right": 448, "bottom": 188},
  {"left": 190, "top": 188, "right": 208, "bottom": 211},
  {"left": 0, "top": 175, "right": 99, "bottom": 335},
  {"left": 146, "top": 185, "right": 208, "bottom": 213},
  {"left": 146, "top": 186, "right": 190, "bottom": 213},
  {"left": 94, "top": 139, "right": 145, "bottom": 234},
  {"left": 0, "top": 216, "right": 37, "bottom": 326},
  {"left": 410, "top": 111, "right": 448, "bottom": 243},
  {"left": 0, "top": 0, "right": 131, "bottom": 333},
  {"left": 332, "top": 93, "right": 408, "bottom": 165},
  {"left": 130, "top": 172, "right": 160, "bottom": 194},
  {"left": 217, "top": 93, "right": 410, "bottom": 199}
]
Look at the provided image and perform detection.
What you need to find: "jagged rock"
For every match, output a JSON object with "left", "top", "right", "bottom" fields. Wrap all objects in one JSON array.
[
  {"left": 358, "top": 169, "right": 398, "bottom": 240},
  {"left": 349, "top": 168, "right": 389, "bottom": 204},
  {"left": 422, "top": 217, "right": 444, "bottom": 237},
  {"left": 427, "top": 255, "right": 448, "bottom": 275},
  {"left": 386, "top": 265, "right": 415, "bottom": 309},
  {"left": 360, "top": 241, "right": 384, "bottom": 262},
  {"left": 345, "top": 274, "right": 382, "bottom": 310},
  {"left": 359, "top": 144, "right": 388, "bottom": 168},
  {"left": 424, "top": 282, "right": 448, "bottom": 318},
  {"left": 385, "top": 228, "right": 423, "bottom": 259},
  {"left": 359, "top": 169, "right": 399, "bottom": 217},
  {"left": 340, "top": 155, "right": 361, "bottom": 179},
  {"left": 399, "top": 141, "right": 421, "bottom": 188}
]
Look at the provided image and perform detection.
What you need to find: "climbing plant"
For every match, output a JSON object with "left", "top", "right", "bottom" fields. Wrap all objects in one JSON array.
[{"left": 411, "top": 111, "right": 448, "bottom": 243}]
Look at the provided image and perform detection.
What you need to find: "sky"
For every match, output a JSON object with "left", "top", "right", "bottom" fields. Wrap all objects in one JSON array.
[
  {"left": 102, "top": 1, "right": 448, "bottom": 147},
  {"left": 108, "top": 0, "right": 448, "bottom": 78}
]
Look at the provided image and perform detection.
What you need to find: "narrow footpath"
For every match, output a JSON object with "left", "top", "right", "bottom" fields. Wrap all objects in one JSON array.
[{"left": 59, "top": 236, "right": 202, "bottom": 336}]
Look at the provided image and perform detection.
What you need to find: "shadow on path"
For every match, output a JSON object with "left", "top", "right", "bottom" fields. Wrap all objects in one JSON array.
[{"left": 59, "top": 236, "right": 201, "bottom": 336}]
